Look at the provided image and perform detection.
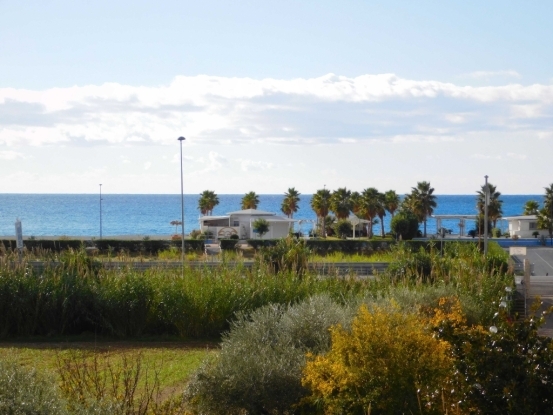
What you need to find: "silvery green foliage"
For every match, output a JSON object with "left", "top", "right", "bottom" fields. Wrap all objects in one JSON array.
[
  {"left": 185, "top": 294, "right": 353, "bottom": 415},
  {"left": 0, "top": 359, "right": 68, "bottom": 415}
]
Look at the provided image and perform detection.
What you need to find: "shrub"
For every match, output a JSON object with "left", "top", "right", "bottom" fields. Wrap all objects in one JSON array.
[
  {"left": 492, "top": 227, "right": 502, "bottom": 238},
  {"left": 189, "top": 229, "right": 201, "bottom": 239},
  {"left": 255, "top": 236, "right": 311, "bottom": 276},
  {"left": 185, "top": 295, "right": 353, "bottom": 415},
  {"left": 0, "top": 359, "right": 68, "bottom": 414},
  {"left": 386, "top": 245, "right": 433, "bottom": 282},
  {"left": 431, "top": 298, "right": 553, "bottom": 415},
  {"left": 56, "top": 350, "right": 180, "bottom": 415},
  {"left": 302, "top": 304, "right": 453, "bottom": 414},
  {"left": 390, "top": 211, "right": 419, "bottom": 240},
  {"left": 252, "top": 218, "right": 270, "bottom": 237},
  {"left": 158, "top": 246, "right": 180, "bottom": 260},
  {"left": 333, "top": 219, "right": 352, "bottom": 239},
  {"left": 198, "top": 231, "right": 214, "bottom": 240}
]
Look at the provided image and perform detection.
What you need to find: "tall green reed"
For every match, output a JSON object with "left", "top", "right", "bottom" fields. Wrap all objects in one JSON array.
[
  {"left": 0, "top": 242, "right": 513, "bottom": 339},
  {"left": 0, "top": 251, "right": 375, "bottom": 338}
]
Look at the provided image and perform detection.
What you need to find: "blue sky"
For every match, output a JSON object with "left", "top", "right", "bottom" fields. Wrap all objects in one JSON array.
[{"left": 1, "top": 1, "right": 552, "bottom": 194}]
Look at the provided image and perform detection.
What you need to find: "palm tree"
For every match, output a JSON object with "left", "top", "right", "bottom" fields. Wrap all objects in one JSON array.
[
  {"left": 241, "top": 191, "right": 260, "bottom": 210},
  {"left": 541, "top": 184, "right": 553, "bottom": 241},
  {"left": 281, "top": 188, "right": 301, "bottom": 218},
  {"left": 376, "top": 192, "right": 386, "bottom": 237},
  {"left": 410, "top": 181, "right": 437, "bottom": 237},
  {"left": 198, "top": 190, "right": 220, "bottom": 216},
  {"left": 350, "top": 191, "right": 362, "bottom": 216},
  {"left": 357, "top": 188, "right": 381, "bottom": 238},
  {"left": 384, "top": 190, "right": 400, "bottom": 219},
  {"left": 544, "top": 183, "right": 553, "bottom": 213},
  {"left": 400, "top": 193, "right": 417, "bottom": 214},
  {"left": 170, "top": 220, "right": 182, "bottom": 234},
  {"left": 311, "top": 188, "right": 331, "bottom": 238},
  {"left": 477, "top": 183, "right": 503, "bottom": 228},
  {"left": 523, "top": 200, "right": 540, "bottom": 215},
  {"left": 330, "top": 188, "right": 352, "bottom": 220}
]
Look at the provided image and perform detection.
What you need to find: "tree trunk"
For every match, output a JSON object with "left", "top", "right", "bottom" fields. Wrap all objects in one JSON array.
[{"left": 423, "top": 218, "right": 427, "bottom": 237}]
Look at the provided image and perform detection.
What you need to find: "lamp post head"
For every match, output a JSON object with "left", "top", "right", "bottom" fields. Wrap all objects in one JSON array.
[{"left": 178, "top": 136, "right": 186, "bottom": 141}]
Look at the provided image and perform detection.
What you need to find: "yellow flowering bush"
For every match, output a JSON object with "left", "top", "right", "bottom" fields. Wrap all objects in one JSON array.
[{"left": 302, "top": 304, "right": 454, "bottom": 414}]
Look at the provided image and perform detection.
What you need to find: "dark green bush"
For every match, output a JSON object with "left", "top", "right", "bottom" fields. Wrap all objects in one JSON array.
[
  {"left": 247, "top": 238, "right": 393, "bottom": 254},
  {"left": 332, "top": 219, "right": 352, "bottom": 239},
  {"left": 390, "top": 211, "right": 420, "bottom": 240},
  {"left": 434, "top": 302, "right": 553, "bottom": 415},
  {"left": 219, "top": 239, "right": 239, "bottom": 250},
  {"left": 0, "top": 239, "right": 205, "bottom": 255},
  {"left": 256, "top": 236, "right": 311, "bottom": 275}
]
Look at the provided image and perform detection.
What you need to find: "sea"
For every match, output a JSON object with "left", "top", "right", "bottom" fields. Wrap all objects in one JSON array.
[{"left": 0, "top": 194, "right": 545, "bottom": 238}]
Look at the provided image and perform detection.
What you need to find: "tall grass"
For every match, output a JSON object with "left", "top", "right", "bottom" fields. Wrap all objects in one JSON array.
[
  {"left": 0, "top": 242, "right": 513, "bottom": 339},
  {"left": 310, "top": 251, "right": 393, "bottom": 263},
  {"left": 0, "top": 250, "right": 373, "bottom": 338}
]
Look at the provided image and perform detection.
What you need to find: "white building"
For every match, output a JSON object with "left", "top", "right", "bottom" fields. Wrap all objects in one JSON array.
[
  {"left": 199, "top": 209, "right": 296, "bottom": 240},
  {"left": 503, "top": 215, "right": 548, "bottom": 238}
]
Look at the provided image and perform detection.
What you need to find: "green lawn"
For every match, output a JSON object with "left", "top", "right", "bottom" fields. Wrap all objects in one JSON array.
[{"left": 0, "top": 341, "right": 215, "bottom": 395}]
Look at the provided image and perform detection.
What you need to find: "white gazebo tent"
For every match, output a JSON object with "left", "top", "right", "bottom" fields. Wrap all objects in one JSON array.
[{"left": 431, "top": 214, "right": 478, "bottom": 237}]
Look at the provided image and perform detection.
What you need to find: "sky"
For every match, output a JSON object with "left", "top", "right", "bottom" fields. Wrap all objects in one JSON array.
[{"left": 0, "top": 0, "right": 552, "bottom": 195}]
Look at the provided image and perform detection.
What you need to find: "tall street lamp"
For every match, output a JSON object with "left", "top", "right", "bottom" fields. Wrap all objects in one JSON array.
[
  {"left": 178, "top": 137, "right": 186, "bottom": 266},
  {"left": 323, "top": 184, "right": 327, "bottom": 238},
  {"left": 99, "top": 184, "right": 103, "bottom": 240}
]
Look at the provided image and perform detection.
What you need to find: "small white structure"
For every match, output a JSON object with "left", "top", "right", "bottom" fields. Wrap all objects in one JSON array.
[
  {"left": 503, "top": 215, "right": 548, "bottom": 238},
  {"left": 432, "top": 214, "right": 478, "bottom": 237},
  {"left": 199, "top": 209, "right": 295, "bottom": 240}
]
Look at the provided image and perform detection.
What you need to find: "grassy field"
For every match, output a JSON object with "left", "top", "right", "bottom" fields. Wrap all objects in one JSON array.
[
  {"left": 0, "top": 341, "right": 214, "bottom": 399},
  {"left": 309, "top": 251, "right": 393, "bottom": 262}
]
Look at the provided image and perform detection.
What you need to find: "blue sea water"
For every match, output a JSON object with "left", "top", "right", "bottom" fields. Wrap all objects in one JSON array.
[{"left": 0, "top": 194, "right": 545, "bottom": 238}]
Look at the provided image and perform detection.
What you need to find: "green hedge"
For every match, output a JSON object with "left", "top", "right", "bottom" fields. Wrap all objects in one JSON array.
[
  {"left": 1, "top": 239, "right": 83, "bottom": 252},
  {"left": 0, "top": 237, "right": 481, "bottom": 256},
  {"left": 247, "top": 239, "right": 394, "bottom": 254},
  {"left": 0, "top": 239, "right": 205, "bottom": 254},
  {"left": 219, "top": 239, "right": 240, "bottom": 250}
]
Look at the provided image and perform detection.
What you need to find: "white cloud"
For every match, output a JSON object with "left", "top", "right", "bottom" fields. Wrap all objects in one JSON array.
[
  {"left": 205, "top": 151, "right": 227, "bottom": 170},
  {"left": 391, "top": 135, "right": 459, "bottom": 143},
  {"left": 510, "top": 104, "right": 544, "bottom": 119},
  {"left": 507, "top": 152, "right": 527, "bottom": 160},
  {"left": 238, "top": 159, "right": 274, "bottom": 172},
  {"left": 445, "top": 114, "right": 467, "bottom": 124},
  {"left": 470, "top": 154, "right": 502, "bottom": 160},
  {"left": 188, "top": 151, "right": 228, "bottom": 176},
  {"left": 538, "top": 132, "right": 553, "bottom": 140},
  {"left": 462, "top": 70, "right": 521, "bottom": 79},
  {"left": 1, "top": 73, "right": 553, "bottom": 149},
  {"left": 0, "top": 150, "right": 25, "bottom": 160},
  {"left": 144, "top": 161, "right": 152, "bottom": 170}
]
